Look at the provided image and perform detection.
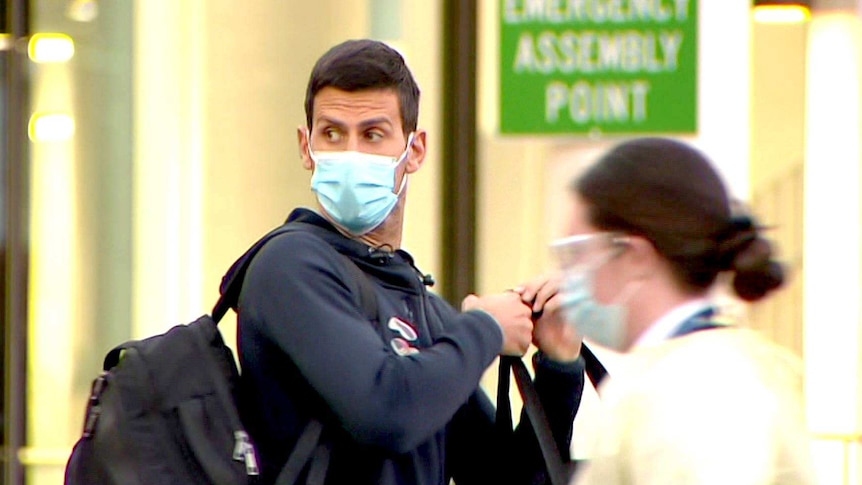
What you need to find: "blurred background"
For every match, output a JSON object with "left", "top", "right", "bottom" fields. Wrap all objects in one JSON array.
[{"left": 1, "top": 0, "right": 860, "bottom": 483}]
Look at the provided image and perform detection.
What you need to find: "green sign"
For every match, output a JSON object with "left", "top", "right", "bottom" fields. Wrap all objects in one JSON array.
[{"left": 500, "top": 0, "right": 698, "bottom": 135}]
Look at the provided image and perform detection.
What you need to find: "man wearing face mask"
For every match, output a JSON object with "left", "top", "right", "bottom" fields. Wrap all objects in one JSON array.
[{"left": 232, "top": 39, "right": 587, "bottom": 485}]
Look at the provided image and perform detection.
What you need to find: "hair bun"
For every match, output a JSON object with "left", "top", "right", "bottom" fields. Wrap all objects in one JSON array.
[
  {"left": 729, "top": 237, "right": 785, "bottom": 301},
  {"left": 717, "top": 215, "right": 757, "bottom": 270},
  {"left": 716, "top": 215, "right": 785, "bottom": 301},
  {"left": 729, "top": 215, "right": 754, "bottom": 232}
]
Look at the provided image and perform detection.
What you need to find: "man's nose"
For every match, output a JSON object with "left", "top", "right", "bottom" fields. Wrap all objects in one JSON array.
[{"left": 345, "top": 134, "right": 361, "bottom": 152}]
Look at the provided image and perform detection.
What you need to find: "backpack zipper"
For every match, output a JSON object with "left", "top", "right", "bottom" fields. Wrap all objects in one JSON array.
[{"left": 232, "top": 430, "right": 260, "bottom": 476}]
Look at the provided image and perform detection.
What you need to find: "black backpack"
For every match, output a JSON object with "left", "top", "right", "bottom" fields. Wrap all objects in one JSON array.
[{"left": 64, "top": 222, "right": 378, "bottom": 485}]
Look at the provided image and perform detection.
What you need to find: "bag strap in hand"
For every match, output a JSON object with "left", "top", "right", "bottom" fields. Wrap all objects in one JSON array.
[
  {"left": 497, "top": 345, "right": 609, "bottom": 485},
  {"left": 498, "top": 356, "right": 569, "bottom": 485}
]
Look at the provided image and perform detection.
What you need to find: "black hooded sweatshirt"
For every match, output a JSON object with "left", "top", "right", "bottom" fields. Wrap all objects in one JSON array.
[{"left": 235, "top": 208, "right": 585, "bottom": 485}]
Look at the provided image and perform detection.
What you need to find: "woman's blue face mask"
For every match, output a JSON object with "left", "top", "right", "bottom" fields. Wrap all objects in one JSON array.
[{"left": 551, "top": 233, "right": 631, "bottom": 350}]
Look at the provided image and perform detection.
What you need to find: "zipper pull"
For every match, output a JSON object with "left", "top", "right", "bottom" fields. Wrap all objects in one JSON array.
[{"left": 233, "top": 430, "right": 260, "bottom": 476}]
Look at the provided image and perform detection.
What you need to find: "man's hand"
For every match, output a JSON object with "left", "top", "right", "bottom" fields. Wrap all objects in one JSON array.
[
  {"left": 516, "top": 272, "right": 583, "bottom": 363},
  {"left": 461, "top": 292, "right": 533, "bottom": 356},
  {"left": 516, "top": 271, "right": 563, "bottom": 316}
]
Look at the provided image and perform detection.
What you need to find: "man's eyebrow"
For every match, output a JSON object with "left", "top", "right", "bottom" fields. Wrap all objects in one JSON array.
[
  {"left": 314, "top": 115, "right": 394, "bottom": 132},
  {"left": 357, "top": 117, "right": 393, "bottom": 129},
  {"left": 315, "top": 115, "right": 346, "bottom": 128}
]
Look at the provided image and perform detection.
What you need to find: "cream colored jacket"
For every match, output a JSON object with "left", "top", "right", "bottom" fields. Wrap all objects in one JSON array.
[{"left": 572, "top": 328, "right": 816, "bottom": 485}]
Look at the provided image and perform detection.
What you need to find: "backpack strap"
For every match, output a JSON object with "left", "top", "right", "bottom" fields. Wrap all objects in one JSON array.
[
  {"left": 272, "top": 420, "right": 324, "bottom": 485},
  {"left": 214, "top": 222, "right": 380, "bottom": 324},
  {"left": 342, "top": 254, "right": 379, "bottom": 323},
  {"left": 272, "top": 258, "right": 378, "bottom": 485},
  {"left": 213, "top": 224, "right": 306, "bottom": 322},
  {"left": 221, "top": 221, "right": 380, "bottom": 484}
]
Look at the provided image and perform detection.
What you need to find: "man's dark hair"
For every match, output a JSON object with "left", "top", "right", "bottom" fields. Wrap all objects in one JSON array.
[
  {"left": 574, "top": 137, "right": 784, "bottom": 301},
  {"left": 304, "top": 39, "right": 420, "bottom": 136}
]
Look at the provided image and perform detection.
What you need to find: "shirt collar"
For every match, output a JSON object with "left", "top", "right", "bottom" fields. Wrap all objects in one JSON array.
[{"left": 632, "top": 298, "right": 714, "bottom": 349}]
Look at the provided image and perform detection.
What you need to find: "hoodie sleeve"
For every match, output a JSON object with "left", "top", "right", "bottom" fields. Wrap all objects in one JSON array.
[{"left": 238, "top": 230, "right": 504, "bottom": 453}]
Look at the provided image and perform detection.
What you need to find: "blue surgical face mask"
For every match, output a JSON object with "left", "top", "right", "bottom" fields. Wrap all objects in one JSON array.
[
  {"left": 309, "top": 133, "right": 414, "bottom": 235},
  {"left": 560, "top": 269, "right": 628, "bottom": 351},
  {"left": 552, "top": 233, "right": 635, "bottom": 351}
]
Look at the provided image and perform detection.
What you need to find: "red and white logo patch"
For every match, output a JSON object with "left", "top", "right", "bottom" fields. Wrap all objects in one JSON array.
[{"left": 387, "top": 317, "right": 419, "bottom": 356}]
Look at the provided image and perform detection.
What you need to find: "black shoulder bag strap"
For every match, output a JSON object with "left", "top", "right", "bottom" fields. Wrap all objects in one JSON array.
[{"left": 496, "top": 344, "right": 608, "bottom": 485}]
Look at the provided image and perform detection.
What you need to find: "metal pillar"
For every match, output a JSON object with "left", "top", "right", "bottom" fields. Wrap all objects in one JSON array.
[
  {"left": 440, "top": 0, "right": 477, "bottom": 305},
  {"left": 4, "top": 0, "right": 29, "bottom": 484}
]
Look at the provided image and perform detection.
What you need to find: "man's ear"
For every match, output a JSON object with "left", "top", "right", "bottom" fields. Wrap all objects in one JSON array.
[
  {"left": 404, "top": 129, "right": 427, "bottom": 174},
  {"left": 297, "top": 126, "right": 313, "bottom": 170}
]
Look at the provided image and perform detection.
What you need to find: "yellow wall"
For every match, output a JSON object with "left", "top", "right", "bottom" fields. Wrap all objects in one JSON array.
[{"left": 803, "top": 11, "right": 862, "bottom": 484}]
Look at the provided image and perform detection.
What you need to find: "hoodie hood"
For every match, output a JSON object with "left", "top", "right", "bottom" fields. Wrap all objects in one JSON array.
[
  {"left": 285, "top": 208, "right": 430, "bottom": 294},
  {"left": 217, "top": 208, "right": 430, "bottom": 314}
]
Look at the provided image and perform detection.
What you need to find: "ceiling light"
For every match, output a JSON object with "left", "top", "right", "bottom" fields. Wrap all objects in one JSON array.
[{"left": 753, "top": 0, "right": 812, "bottom": 23}]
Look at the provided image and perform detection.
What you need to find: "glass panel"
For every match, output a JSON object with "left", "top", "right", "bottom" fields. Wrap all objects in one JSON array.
[
  {"left": 25, "top": 1, "right": 133, "bottom": 482},
  {"left": 20, "top": 1, "right": 443, "bottom": 484}
]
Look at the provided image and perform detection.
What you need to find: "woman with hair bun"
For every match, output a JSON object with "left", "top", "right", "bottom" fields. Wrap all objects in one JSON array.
[{"left": 545, "top": 137, "right": 815, "bottom": 484}]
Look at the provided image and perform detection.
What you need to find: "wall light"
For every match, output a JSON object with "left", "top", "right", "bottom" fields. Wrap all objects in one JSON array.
[
  {"left": 0, "top": 33, "right": 14, "bottom": 51},
  {"left": 28, "top": 33, "right": 75, "bottom": 63},
  {"left": 753, "top": 0, "right": 812, "bottom": 23},
  {"left": 66, "top": 0, "right": 99, "bottom": 23},
  {"left": 28, "top": 113, "right": 75, "bottom": 142}
]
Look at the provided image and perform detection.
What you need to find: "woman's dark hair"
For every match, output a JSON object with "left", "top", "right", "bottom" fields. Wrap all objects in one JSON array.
[
  {"left": 574, "top": 137, "right": 784, "bottom": 301},
  {"left": 304, "top": 39, "right": 420, "bottom": 136}
]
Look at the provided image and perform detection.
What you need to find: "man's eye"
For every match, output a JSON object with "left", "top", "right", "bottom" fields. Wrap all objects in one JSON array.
[
  {"left": 365, "top": 131, "right": 384, "bottom": 142},
  {"left": 323, "top": 129, "right": 342, "bottom": 142}
]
